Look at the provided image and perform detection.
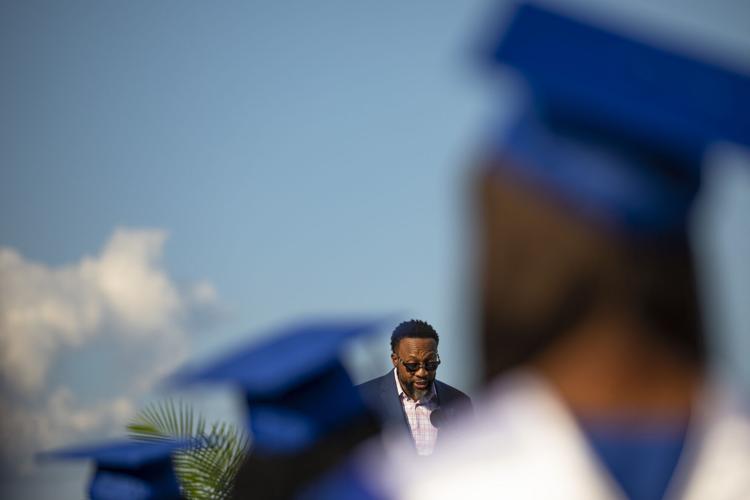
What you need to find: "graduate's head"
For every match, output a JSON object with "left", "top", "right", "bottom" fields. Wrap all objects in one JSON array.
[
  {"left": 472, "top": 3, "right": 750, "bottom": 380},
  {"left": 390, "top": 320, "right": 440, "bottom": 401},
  {"left": 475, "top": 159, "right": 705, "bottom": 380}
]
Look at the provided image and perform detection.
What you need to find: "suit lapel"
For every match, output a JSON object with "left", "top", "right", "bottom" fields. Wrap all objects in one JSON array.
[
  {"left": 378, "top": 372, "right": 414, "bottom": 446},
  {"left": 433, "top": 381, "right": 456, "bottom": 426}
]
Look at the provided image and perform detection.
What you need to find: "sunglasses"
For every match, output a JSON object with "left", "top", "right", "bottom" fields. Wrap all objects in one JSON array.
[{"left": 397, "top": 355, "right": 441, "bottom": 373}]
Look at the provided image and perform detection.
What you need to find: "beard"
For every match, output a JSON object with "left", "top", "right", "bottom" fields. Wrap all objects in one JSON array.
[
  {"left": 401, "top": 376, "right": 434, "bottom": 401},
  {"left": 410, "top": 381, "right": 432, "bottom": 401}
]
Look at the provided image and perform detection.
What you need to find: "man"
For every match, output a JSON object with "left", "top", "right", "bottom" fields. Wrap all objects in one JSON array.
[
  {"left": 358, "top": 319, "right": 472, "bottom": 456},
  {"left": 381, "top": 3, "right": 750, "bottom": 499}
]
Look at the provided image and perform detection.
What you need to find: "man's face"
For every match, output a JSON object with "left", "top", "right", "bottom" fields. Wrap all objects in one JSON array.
[{"left": 391, "top": 337, "right": 439, "bottom": 401}]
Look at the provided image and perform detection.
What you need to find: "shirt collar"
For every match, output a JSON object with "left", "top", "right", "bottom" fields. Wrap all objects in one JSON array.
[{"left": 393, "top": 368, "right": 437, "bottom": 404}]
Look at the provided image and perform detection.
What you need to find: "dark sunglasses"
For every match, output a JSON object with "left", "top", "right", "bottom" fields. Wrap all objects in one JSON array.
[{"left": 397, "top": 355, "right": 441, "bottom": 373}]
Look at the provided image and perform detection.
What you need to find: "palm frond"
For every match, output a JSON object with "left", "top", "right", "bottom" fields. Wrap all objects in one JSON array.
[{"left": 127, "top": 399, "right": 249, "bottom": 500}]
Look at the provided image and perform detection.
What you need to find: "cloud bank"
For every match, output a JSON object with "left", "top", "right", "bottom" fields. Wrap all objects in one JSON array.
[{"left": 0, "top": 228, "right": 220, "bottom": 472}]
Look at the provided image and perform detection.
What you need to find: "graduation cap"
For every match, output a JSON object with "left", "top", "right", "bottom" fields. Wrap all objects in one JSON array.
[
  {"left": 478, "top": 2, "right": 750, "bottom": 235},
  {"left": 168, "top": 316, "right": 389, "bottom": 455},
  {"left": 168, "top": 316, "right": 390, "bottom": 498},
  {"left": 37, "top": 439, "right": 185, "bottom": 500}
]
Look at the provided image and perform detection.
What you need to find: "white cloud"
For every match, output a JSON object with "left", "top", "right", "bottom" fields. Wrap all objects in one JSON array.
[
  {"left": 0, "top": 228, "right": 211, "bottom": 395},
  {"left": 92, "top": 229, "right": 181, "bottom": 334},
  {"left": 0, "top": 389, "right": 137, "bottom": 474},
  {"left": 0, "top": 227, "right": 221, "bottom": 473}
]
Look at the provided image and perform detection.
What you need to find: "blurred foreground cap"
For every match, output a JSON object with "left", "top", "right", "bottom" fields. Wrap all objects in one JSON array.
[
  {"left": 37, "top": 439, "right": 185, "bottom": 500},
  {"left": 479, "top": 2, "right": 750, "bottom": 234},
  {"left": 168, "top": 316, "right": 389, "bottom": 455}
]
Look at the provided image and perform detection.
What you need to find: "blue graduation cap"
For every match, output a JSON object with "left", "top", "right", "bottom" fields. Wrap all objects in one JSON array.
[
  {"left": 168, "top": 316, "right": 389, "bottom": 455},
  {"left": 479, "top": 2, "right": 750, "bottom": 235},
  {"left": 37, "top": 439, "right": 185, "bottom": 500}
]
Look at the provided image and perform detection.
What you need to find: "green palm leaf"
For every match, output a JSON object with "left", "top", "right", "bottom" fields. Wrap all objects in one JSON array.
[{"left": 127, "top": 399, "right": 250, "bottom": 500}]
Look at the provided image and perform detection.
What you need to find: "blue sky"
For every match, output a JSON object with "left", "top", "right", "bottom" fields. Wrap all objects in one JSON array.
[{"left": 1, "top": 1, "right": 749, "bottom": 498}]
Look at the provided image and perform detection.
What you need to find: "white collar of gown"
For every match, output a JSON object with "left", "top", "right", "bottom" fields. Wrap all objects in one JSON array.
[{"left": 382, "top": 370, "right": 750, "bottom": 500}]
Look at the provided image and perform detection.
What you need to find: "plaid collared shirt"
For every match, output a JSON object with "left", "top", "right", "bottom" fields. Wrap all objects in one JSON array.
[{"left": 394, "top": 369, "right": 439, "bottom": 456}]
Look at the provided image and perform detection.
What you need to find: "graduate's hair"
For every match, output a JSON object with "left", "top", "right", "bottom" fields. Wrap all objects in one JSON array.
[
  {"left": 390, "top": 320, "right": 440, "bottom": 353},
  {"left": 619, "top": 231, "right": 706, "bottom": 364},
  {"left": 476, "top": 161, "right": 707, "bottom": 380}
]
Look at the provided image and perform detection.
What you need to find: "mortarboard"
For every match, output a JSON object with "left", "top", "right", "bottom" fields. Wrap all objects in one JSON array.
[
  {"left": 478, "top": 2, "right": 750, "bottom": 235},
  {"left": 167, "top": 316, "right": 389, "bottom": 455},
  {"left": 37, "top": 439, "right": 185, "bottom": 500},
  {"left": 167, "top": 316, "right": 390, "bottom": 498}
]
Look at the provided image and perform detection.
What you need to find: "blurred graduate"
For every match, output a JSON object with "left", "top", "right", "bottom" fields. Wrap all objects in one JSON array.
[{"left": 380, "top": 2, "right": 750, "bottom": 499}]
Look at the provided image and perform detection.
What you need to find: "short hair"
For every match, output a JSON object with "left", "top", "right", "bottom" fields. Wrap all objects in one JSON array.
[{"left": 390, "top": 319, "right": 440, "bottom": 353}]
